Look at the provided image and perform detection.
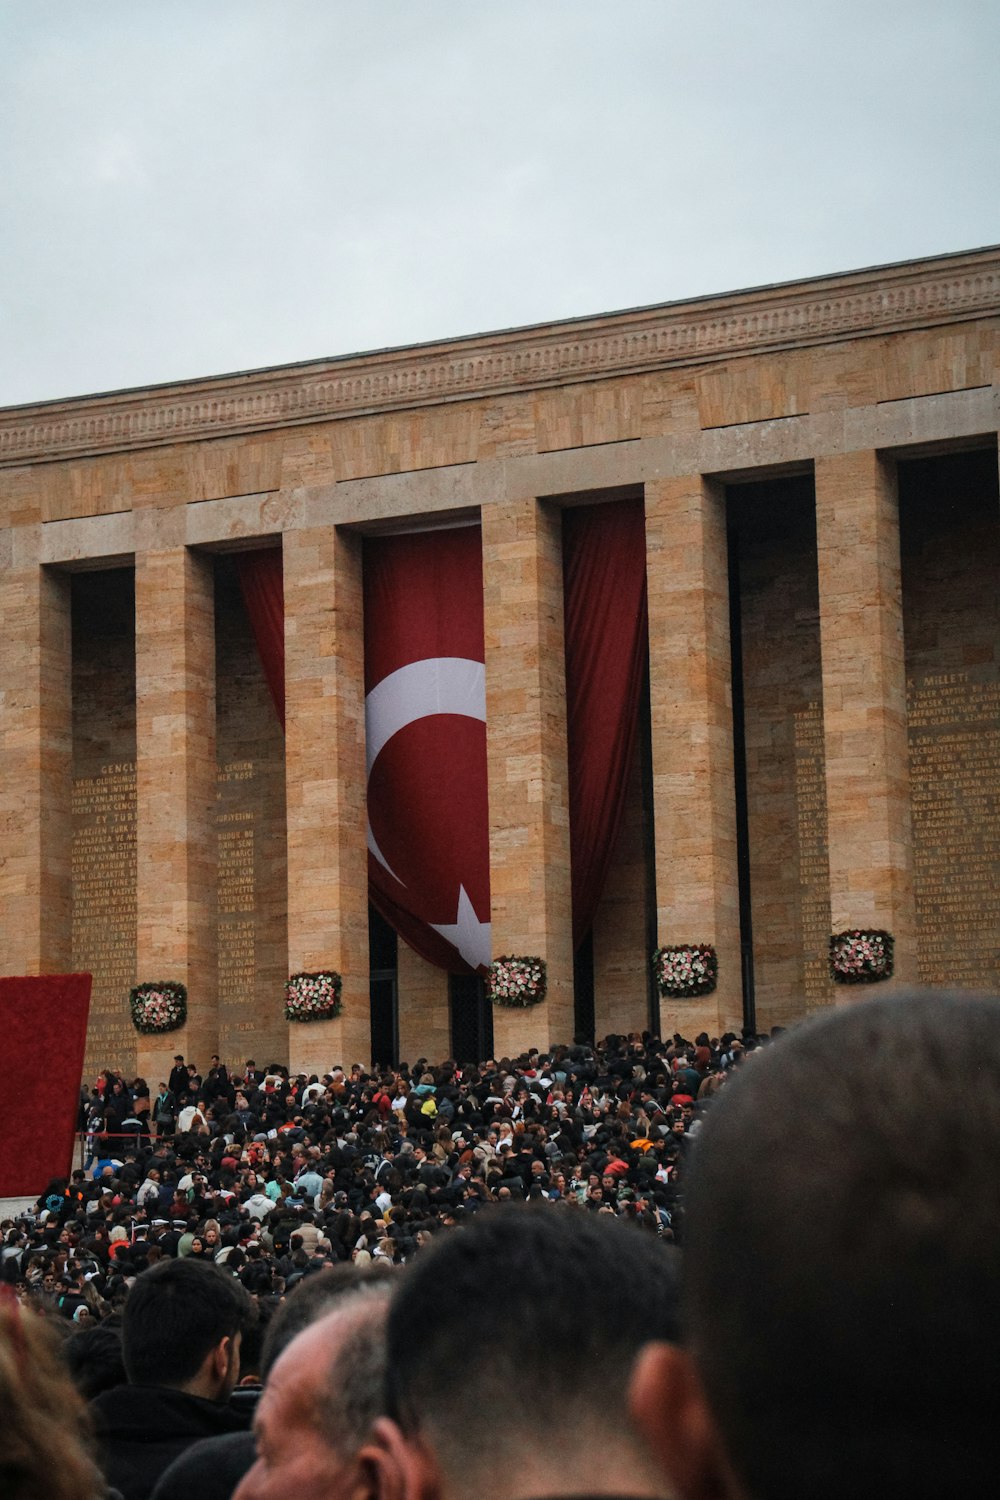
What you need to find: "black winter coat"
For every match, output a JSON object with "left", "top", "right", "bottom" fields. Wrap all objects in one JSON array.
[{"left": 90, "top": 1383, "right": 248, "bottom": 1500}]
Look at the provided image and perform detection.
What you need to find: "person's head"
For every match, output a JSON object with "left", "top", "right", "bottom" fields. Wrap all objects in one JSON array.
[
  {"left": 63, "top": 1323, "right": 127, "bottom": 1399},
  {"left": 122, "top": 1256, "right": 254, "bottom": 1401},
  {"left": 631, "top": 990, "right": 1000, "bottom": 1500},
  {"left": 236, "top": 1281, "right": 391, "bottom": 1500},
  {"left": 377, "top": 1206, "right": 679, "bottom": 1500}
]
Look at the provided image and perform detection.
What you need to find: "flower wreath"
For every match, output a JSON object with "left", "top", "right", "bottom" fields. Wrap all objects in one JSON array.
[
  {"left": 129, "top": 981, "right": 187, "bottom": 1035},
  {"left": 829, "top": 930, "right": 894, "bottom": 984},
  {"left": 487, "top": 955, "right": 547, "bottom": 1008},
  {"left": 284, "top": 970, "right": 343, "bottom": 1022},
  {"left": 652, "top": 945, "right": 718, "bottom": 998}
]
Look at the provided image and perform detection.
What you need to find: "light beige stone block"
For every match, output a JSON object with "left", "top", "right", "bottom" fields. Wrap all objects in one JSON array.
[
  {"left": 0, "top": 563, "right": 72, "bottom": 975},
  {"left": 815, "top": 450, "right": 917, "bottom": 984},
  {"left": 645, "top": 476, "right": 743, "bottom": 1035},
  {"left": 135, "top": 547, "right": 218, "bottom": 1079},
  {"left": 483, "top": 497, "right": 574, "bottom": 1055},
  {"left": 397, "top": 941, "right": 451, "bottom": 1065},
  {"left": 284, "top": 527, "right": 370, "bottom": 1075}
]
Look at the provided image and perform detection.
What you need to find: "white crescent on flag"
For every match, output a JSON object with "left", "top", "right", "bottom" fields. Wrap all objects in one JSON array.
[{"left": 364, "top": 656, "right": 491, "bottom": 968}]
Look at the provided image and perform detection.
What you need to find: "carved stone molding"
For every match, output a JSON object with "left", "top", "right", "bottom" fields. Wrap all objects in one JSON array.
[{"left": 2, "top": 248, "right": 999, "bottom": 467}]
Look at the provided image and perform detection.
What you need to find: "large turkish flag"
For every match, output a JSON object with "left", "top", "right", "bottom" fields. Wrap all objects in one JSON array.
[
  {"left": 363, "top": 527, "right": 491, "bottom": 974},
  {"left": 235, "top": 506, "right": 647, "bottom": 975}
]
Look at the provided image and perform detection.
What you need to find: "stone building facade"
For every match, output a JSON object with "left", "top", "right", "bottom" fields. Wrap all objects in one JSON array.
[{"left": 2, "top": 245, "right": 999, "bottom": 1082}]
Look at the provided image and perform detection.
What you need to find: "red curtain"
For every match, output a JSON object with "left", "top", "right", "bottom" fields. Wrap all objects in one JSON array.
[
  {"left": 0, "top": 973, "right": 92, "bottom": 1196},
  {"left": 363, "top": 528, "right": 490, "bottom": 973},
  {"left": 563, "top": 499, "right": 648, "bottom": 946},
  {"left": 235, "top": 551, "right": 285, "bottom": 725}
]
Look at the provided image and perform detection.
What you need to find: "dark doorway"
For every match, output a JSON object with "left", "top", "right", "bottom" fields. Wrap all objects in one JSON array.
[
  {"left": 726, "top": 519, "right": 756, "bottom": 1034},
  {"left": 369, "top": 904, "right": 398, "bottom": 1065},
  {"left": 573, "top": 932, "right": 595, "bottom": 1043},
  {"left": 370, "top": 975, "right": 398, "bottom": 1068},
  {"left": 449, "top": 974, "right": 493, "bottom": 1063}
]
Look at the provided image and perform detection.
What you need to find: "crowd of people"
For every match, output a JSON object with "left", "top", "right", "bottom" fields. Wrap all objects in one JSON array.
[
  {"left": 3, "top": 989, "right": 998, "bottom": 1500},
  {"left": 18, "top": 1026, "right": 743, "bottom": 1308}
]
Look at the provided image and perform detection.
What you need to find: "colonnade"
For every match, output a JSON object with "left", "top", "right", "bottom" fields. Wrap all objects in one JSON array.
[{"left": 1, "top": 448, "right": 922, "bottom": 1077}]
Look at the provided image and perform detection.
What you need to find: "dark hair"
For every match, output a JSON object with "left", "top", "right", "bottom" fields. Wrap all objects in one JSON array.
[
  {"left": 121, "top": 1257, "right": 254, "bottom": 1387},
  {"left": 259, "top": 1261, "right": 393, "bottom": 1378},
  {"left": 386, "top": 1205, "right": 678, "bottom": 1470},
  {"left": 683, "top": 990, "right": 1000, "bottom": 1500},
  {"left": 62, "top": 1323, "right": 127, "bottom": 1399}
]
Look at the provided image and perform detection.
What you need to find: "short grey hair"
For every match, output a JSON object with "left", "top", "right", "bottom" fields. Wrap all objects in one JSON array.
[{"left": 317, "top": 1287, "right": 391, "bottom": 1455}]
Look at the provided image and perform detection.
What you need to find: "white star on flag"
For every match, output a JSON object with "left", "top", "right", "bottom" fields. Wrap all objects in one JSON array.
[{"left": 428, "top": 885, "right": 492, "bottom": 971}]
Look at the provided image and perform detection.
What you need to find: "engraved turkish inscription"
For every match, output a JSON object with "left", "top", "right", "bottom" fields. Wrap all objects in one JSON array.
[
  {"left": 793, "top": 702, "right": 832, "bottom": 1004},
  {"left": 218, "top": 763, "right": 257, "bottom": 1023},
  {"left": 73, "top": 763, "right": 137, "bottom": 1073},
  {"left": 908, "top": 671, "right": 1000, "bottom": 987}
]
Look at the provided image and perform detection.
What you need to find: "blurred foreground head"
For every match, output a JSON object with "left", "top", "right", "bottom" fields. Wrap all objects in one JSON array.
[
  {"left": 632, "top": 989, "right": 1000, "bottom": 1500},
  {"left": 1, "top": 1294, "right": 101, "bottom": 1500}
]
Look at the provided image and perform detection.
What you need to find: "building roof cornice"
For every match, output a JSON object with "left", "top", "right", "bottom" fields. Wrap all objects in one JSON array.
[{"left": 2, "top": 245, "right": 999, "bottom": 467}]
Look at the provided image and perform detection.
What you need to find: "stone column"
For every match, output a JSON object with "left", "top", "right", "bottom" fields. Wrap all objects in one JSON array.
[
  {"left": 814, "top": 450, "right": 916, "bottom": 983},
  {"left": 396, "top": 942, "right": 451, "bottom": 1064},
  {"left": 645, "top": 476, "right": 743, "bottom": 1037},
  {"left": 592, "top": 736, "right": 648, "bottom": 1038},
  {"left": 134, "top": 546, "right": 218, "bottom": 1083},
  {"left": 284, "top": 527, "right": 370, "bottom": 1075},
  {"left": 482, "top": 497, "right": 574, "bottom": 1057},
  {"left": 0, "top": 558, "right": 72, "bottom": 976}
]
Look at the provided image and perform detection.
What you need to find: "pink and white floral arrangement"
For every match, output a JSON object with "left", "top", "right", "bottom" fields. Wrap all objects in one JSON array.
[
  {"left": 487, "top": 955, "right": 547, "bottom": 1008},
  {"left": 129, "top": 981, "right": 187, "bottom": 1034},
  {"left": 829, "top": 930, "right": 894, "bottom": 984},
  {"left": 652, "top": 945, "right": 718, "bottom": 998},
  {"left": 284, "top": 970, "right": 343, "bottom": 1022}
]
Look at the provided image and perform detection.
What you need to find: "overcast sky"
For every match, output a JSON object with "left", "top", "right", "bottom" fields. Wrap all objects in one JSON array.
[{"left": 2, "top": 1, "right": 998, "bottom": 408}]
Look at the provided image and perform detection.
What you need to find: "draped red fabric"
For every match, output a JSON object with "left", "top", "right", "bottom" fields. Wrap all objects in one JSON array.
[
  {"left": 363, "top": 527, "right": 490, "bottom": 974},
  {"left": 234, "top": 511, "right": 646, "bottom": 969},
  {"left": 0, "top": 973, "right": 92, "bottom": 1195},
  {"left": 563, "top": 499, "right": 648, "bottom": 946},
  {"left": 234, "top": 550, "right": 286, "bottom": 725}
]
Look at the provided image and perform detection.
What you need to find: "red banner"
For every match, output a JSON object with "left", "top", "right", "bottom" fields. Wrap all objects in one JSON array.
[
  {"left": 363, "top": 527, "right": 491, "bottom": 973},
  {"left": 235, "top": 551, "right": 285, "bottom": 725},
  {"left": 0, "top": 973, "right": 92, "bottom": 1197},
  {"left": 564, "top": 499, "right": 648, "bottom": 944}
]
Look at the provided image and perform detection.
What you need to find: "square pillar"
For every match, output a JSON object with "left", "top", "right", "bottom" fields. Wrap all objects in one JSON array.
[
  {"left": 284, "top": 528, "right": 370, "bottom": 1075},
  {"left": 645, "top": 476, "right": 742, "bottom": 1037},
  {"left": 0, "top": 562, "right": 72, "bottom": 976},
  {"left": 815, "top": 450, "right": 917, "bottom": 982},
  {"left": 396, "top": 941, "right": 450, "bottom": 1065},
  {"left": 483, "top": 497, "right": 574, "bottom": 1057},
  {"left": 135, "top": 547, "right": 217, "bottom": 1082},
  {"left": 592, "top": 733, "right": 648, "bottom": 1039}
]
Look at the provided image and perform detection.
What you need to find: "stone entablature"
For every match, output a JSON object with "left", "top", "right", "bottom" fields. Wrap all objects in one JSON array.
[
  {"left": 2, "top": 245, "right": 1000, "bottom": 1070},
  {"left": 2, "top": 246, "right": 999, "bottom": 468}
]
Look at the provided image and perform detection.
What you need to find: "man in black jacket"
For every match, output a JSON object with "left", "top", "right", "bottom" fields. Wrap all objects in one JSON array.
[
  {"left": 167, "top": 1055, "right": 188, "bottom": 1100},
  {"left": 90, "top": 1257, "right": 255, "bottom": 1500}
]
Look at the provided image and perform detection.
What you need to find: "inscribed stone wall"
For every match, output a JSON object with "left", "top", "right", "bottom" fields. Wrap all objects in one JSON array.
[
  {"left": 214, "top": 561, "right": 289, "bottom": 1068},
  {"left": 71, "top": 571, "right": 138, "bottom": 1079},
  {"left": 900, "top": 450, "right": 1000, "bottom": 991},
  {"left": 592, "top": 728, "right": 651, "bottom": 1038},
  {"left": 730, "top": 477, "right": 835, "bottom": 1027}
]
